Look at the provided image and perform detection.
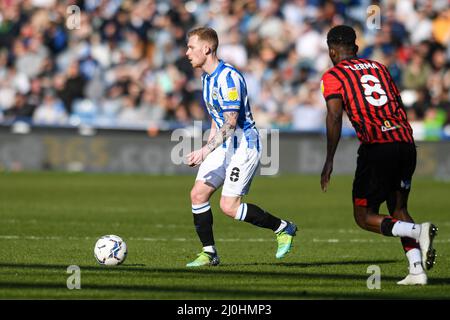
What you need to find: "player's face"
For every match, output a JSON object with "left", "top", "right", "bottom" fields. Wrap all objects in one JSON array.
[{"left": 186, "top": 35, "right": 208, "bottom": 68}]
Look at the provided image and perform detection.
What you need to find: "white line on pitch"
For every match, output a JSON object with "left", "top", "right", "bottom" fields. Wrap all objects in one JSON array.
[
  {"left": 0, "top": 235, "right": 271, "bottom": 242},
  {"left": 1, "top": 235, "right": 450, "bottom": 244}
]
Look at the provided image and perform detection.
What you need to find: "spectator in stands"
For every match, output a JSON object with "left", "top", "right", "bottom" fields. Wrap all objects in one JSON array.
[
  {"left": 3, "top": 93, "right": 36, "bottom": 122},
  {"left": 411, "top": 88, "right": 432, "bottom": 120},
  {"left": 138, "top": 86, "right": 166, "bottom": 124},
  {"left": 58, "top": 61, "right": 87, "bottom": 114},
  {"left": 0, "top": 0, "right": 447, "bottom": 139},
  {"left": 402, "top": 50, "right": 432, "bottom": 90},
  {"left": 117, "top": 95, "right": 142, "bottom": 127},
  {"left": 32, "top": 90, "right": 67, "bottom": 125}
]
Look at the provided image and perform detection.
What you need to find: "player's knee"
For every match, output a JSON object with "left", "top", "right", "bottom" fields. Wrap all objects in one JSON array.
[
  {"left": 219, "top": 201, "right": 235, "bottom": 218},
  {"left": 353, "top": 208, "right": 369, "bottom": 230},
  {"left": 353, "top": 214, "right": 366, "bottom": 230},
  {"left": 190, "top": 187, "right": 208, "bottom": 204},
  {"left": 219, "top": 198, "right": 239, "bottom": 218}
]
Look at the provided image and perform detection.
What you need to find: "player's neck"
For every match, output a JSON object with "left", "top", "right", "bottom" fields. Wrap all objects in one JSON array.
[
  {"left": 202, "top": 56, "right": 220, "bottom": 75},
  {"left": 335, "top": 53, "right": 358, "bottom": 65}
]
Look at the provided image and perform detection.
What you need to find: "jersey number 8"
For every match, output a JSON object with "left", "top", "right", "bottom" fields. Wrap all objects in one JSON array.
[{"left": 360, "top": 74, "right": 388, "bottom": 107}]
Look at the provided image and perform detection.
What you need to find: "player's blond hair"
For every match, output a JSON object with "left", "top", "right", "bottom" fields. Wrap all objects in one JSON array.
[{"left": 187, "top": 27, "right": 219, "bottom": 54}]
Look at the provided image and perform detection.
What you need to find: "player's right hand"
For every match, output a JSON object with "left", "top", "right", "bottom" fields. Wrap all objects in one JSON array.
[
  {"left": 186, "top": 148, "right": 208, "bottom": 167},
  {"left": 186, "top": 151, "right": 201, "bottom": 167},
  {"left": 321, "top": 161, "right": 333, "bottom": 192}
]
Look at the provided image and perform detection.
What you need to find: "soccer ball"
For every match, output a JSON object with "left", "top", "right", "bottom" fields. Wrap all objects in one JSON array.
[{"left": 94, "top": 235, "right": 127, "bottom": 266}]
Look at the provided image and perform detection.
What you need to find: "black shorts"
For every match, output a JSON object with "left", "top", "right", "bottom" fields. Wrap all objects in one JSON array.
[{"left": 352, "top": 142, "right": 417, "bottom": 210}]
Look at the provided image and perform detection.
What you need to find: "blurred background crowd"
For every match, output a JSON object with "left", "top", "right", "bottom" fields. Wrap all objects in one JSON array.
[{"left": 0, "top": 0, "right": 449, "bottom": 140}]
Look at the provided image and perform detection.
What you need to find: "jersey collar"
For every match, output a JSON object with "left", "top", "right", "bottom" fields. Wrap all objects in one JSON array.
[
  {"left": 205, "top": 59, "right": 224, "bottom": 78},
  {"left": 338, "top": 56, "right": 358, "bottom": 65}
]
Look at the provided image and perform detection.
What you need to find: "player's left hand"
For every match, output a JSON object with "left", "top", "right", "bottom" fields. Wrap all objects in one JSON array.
[
  {"left": 321, "top": 160, "right": 333, "bottom": 192},
  {"left": 186, "top": 147, "right": 209, "bottom": 167}
]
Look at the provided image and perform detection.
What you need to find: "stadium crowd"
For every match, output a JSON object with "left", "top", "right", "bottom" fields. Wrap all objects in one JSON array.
[{"left": 0, "top": 0, "right": 449, "bottom": 140}]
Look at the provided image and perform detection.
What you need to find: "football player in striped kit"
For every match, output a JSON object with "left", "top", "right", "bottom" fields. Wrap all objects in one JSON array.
[
  {"left": 184, "top": 27, "right": 297, "bottom": 267},
  {"left": 321, "top": 25, "right": 437, "bottom": 285}
]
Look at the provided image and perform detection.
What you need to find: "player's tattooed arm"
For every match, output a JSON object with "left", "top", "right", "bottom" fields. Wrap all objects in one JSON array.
[
  {"left": 186, "top": 111, "right": 238, "bottom": 167},
  {"left": 205, "top": 111, "right": 238, "bottom": 153},
  {"left": 206, "top": 118, "right": 217, "bottom": 143}
]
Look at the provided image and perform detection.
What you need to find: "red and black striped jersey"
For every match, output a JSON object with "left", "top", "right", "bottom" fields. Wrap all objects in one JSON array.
[{"left": 321, "top": 57, "right": 414, "bottom": 144}]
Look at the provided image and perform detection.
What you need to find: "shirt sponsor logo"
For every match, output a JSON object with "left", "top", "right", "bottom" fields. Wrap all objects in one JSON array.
[
  {"left": 381, "top": 120, "right": 401, "bottom": 132},
  {"left": 381, "top": 126, "right": 400, "bottom": 132}
]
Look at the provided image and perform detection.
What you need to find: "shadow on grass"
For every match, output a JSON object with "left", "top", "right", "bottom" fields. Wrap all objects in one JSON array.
[
  {"left": 1, "top": 260, "right": 450, "bottom": 284},
  {"left": 2, "top": 261, "right": 450, "bottom": 300},
  {"left": 0, "top": 279, "right": 449, "bottom": 300},
  {"left": 0, "top": 259, "right": 400, "bottom": 278},
  {"left": 0, "top": 259, "right": 400, "bottom": 270},
  {"left": 224, "top": 260, "right": 399, "bottom": 268}
]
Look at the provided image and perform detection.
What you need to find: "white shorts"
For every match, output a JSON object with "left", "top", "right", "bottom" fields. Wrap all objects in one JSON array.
[{"left": 196, "top": 130, "right": 261, "bottom": 197}]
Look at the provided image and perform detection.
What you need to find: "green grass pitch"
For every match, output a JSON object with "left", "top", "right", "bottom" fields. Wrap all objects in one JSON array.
[{"left": 0, "top": 172, "right": 449, "bottom": 299}]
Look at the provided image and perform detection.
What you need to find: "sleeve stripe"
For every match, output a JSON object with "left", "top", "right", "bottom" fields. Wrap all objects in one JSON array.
[
  {"left": 327, "top": 71, "right": 342, "bottom": 83},
  {"left": 222, "top": 108, "right": 240, "bottom": 112},
  {"left": 226, "top": 71, "right": 235, "bottom": 88},
  {"left": 222, "top": 100, "right": 241, "bottom": 106}
]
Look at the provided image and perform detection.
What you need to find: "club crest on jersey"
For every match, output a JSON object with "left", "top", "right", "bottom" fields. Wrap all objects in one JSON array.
[
  {"left": 228, "top": 87, "right": 238, "bottom": 101},
  {"left": 401, "top": 180, "right": 411, "bottom": 190},
  {"left": 212, "top": 88, "right": 219, "bottom": 100}
]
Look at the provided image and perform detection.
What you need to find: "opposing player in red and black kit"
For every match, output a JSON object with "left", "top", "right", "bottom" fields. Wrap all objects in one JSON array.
[{"left": 320, "top": 25, "right": 437, "bottom": 285}]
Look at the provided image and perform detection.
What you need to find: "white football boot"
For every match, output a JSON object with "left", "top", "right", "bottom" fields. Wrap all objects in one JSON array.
[
  {"left": 418, "top": 223, "right": 438, "bottom": 270},
  {"left": 397, "top": 272, "right": 427, "bottom": 285}
]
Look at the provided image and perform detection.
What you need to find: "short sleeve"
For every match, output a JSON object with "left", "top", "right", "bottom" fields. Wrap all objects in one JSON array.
[
  {"left": 219, "top": 70, "right": 242, "bottom": 111},
  {"left": 321, "top": 71, "right": 343, "bottom": 102}
]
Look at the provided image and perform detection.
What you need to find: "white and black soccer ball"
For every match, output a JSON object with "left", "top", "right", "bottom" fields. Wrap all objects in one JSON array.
[{"left": 94, "top": 235, "right": 127, "bottom": 266}]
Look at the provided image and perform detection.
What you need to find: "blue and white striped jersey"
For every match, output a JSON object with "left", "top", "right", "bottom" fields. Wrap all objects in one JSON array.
[{"left": 201, "top": 60, "right": 259, "bottom": 149}]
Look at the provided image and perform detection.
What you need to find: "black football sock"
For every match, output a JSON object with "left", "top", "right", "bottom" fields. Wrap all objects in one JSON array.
[
  {"left": 235, "top": 203, "right": 283, "bottom": 232},
  {"left": 380, "top": 216, "right": 398, "bottom": 236},
  {"left": 192, "top": 202, "right": 215, "bottom": 248}
]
